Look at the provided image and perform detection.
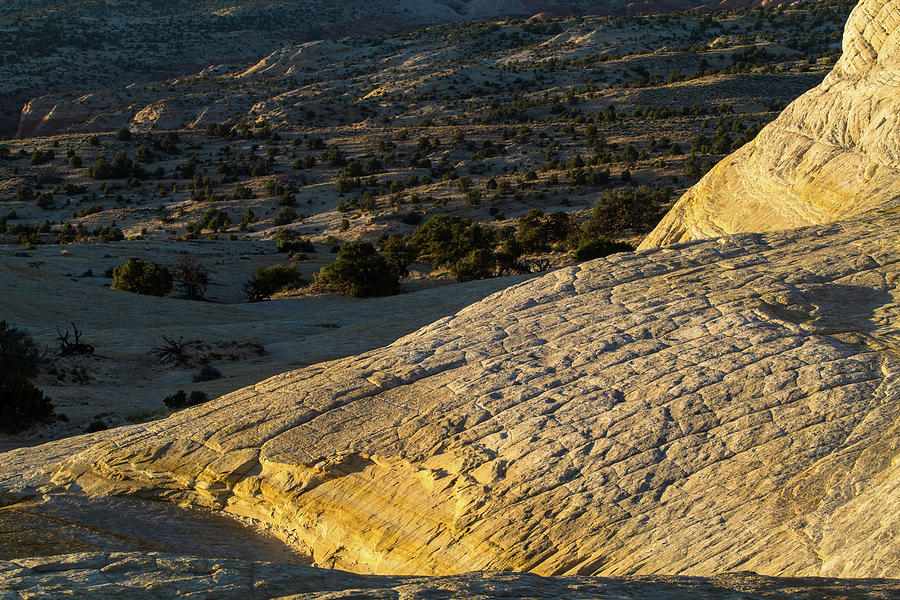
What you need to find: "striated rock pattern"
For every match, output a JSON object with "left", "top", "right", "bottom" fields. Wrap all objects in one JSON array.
[
  {"left": 2, "top": 209, "right": 898, "bottom": 579},
  {"left": 1, "top": 552, "right": 898, "bottom": 600},
  {"left": 16, "top": 94, "right": 99, "bottom": 138},
  {"left": 639, "top": 0, "right": 900, "bottom": 248}
]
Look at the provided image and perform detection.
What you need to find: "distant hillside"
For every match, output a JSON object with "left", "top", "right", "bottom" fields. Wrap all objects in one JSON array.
[{"left": 0, "top": 0, "right": 820, "bottom": 136}]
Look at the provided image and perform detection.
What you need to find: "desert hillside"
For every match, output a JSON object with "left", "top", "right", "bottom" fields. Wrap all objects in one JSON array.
[
  {"left": 640, "top": 0, "right": 900, "bottom": 247},
  {"left": 2, "top": 207, "right": 898, "bottom": 579},
  {"left": 0, "top": 0, "right": 856, "bottom": 440},
  {"left": 0, "top": 0, "right": 898, "bottom": 595},
  {"left": 1, "top": 0, "right": 787, "bottom": 138}
]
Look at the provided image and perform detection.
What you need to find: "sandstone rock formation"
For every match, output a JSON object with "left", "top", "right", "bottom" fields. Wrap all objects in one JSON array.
[
  {"left": 2, "top": 0, "right": 899, "bottom": 591},
  {"left": 236, "top": 41, "right": 349, "bottom": 80},
  {"left": 639, "top": 0, "right": 900, "bottom": 248},
  {"left": 2, "top": 552, "right": 898, "bottom": 599},
  {"left": 2, "top": 209, "right": 898, "bottom": 579},
  {"left": 17, "top": 94, "right": 100, "bottom": 139}
]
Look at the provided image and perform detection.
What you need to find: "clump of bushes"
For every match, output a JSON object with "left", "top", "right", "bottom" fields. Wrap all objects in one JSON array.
[
  {"left": 516, "top": 209, "right": 572, "bottom": 253},
  {"left": 314, "top": 240, "right": 399, "bottom": 297},
  {"left": 111, "top": 258, "right": 173, "bottom": 296},
  {"left": 0, "top": 321, "right": 54, "bottom": 433},
  {"left": 86, "top": 150, "right": 147, "bottom": 180},
  {"left": 163, "top": 389, "right": 209, "bottom": 410},
  {"left": 274, "top": 229, "right": 314, "bottom": 254},
  {"left": 591, "top": 185, "right": 671, "bottom": 233},
  {"left": 243, "top": 263, "right": 305, "bottom": 301},
  {"left": 273, "top": 206, "right": 299, "bottom": 226},
  {"left": 410, "top": 215, "right": 493, "bottom": 272},
  {"left": 571, "top": 236, "right": 634, "bottom": 261}
]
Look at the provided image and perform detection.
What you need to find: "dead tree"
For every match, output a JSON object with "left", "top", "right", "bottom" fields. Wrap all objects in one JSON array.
[
  {"left": 151, "top": 335, "right": 189, "bottom": 366},
  {"left": 57, "top": 322, "right": 95, "bottom": 356}
]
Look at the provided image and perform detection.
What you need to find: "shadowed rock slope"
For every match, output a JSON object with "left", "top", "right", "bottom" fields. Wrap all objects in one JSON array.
[
  {"left": 639, "top": 0, "right": 900, "bottom": 248},
  {"left": 2, "top": 553, "right": 899, "bottom": 599},
  {"left": 2, "top": 208, "right": 898, "bottom": 579}
]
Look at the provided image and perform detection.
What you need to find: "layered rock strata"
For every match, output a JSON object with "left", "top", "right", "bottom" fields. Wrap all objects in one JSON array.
[
  {"left": 2, "top": 209, "right": 898, "bottom": 578},
  {"left": 639, "top": 0, "right": 900, "bottom": 248},
  {"left": 2, "top": 552, "right": 899, "bottom": 599}
]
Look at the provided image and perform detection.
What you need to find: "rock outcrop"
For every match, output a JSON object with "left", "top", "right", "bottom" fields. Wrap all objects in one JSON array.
[
  {"left": 639, "top": 0, "right": 900, "bottom": 248},
  {"left": 3, "top": 209, "right": 898, "bottom": 578},
  {"left": 17, "top": 94, "right": 100, "bottom": 138},
  {"left": 2, "top": 0, "right": 898, "bottom": 589},
  {"left": 2, "top": 553, "right": 898, "bottom": 599}
]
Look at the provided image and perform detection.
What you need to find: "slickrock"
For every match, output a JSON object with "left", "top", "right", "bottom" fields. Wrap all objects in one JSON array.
[
  {"left": 639, "top": 0, "right": 900, "bottom": 248},
  {"left": 2, "top": 209, "right": 898, "bottom": 578},
  {"left": 1, "top": 553, "right": 898, "bottom": 600}
]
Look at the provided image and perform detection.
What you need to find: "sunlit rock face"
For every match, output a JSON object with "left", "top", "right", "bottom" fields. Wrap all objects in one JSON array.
[
  {"left": 3, "top": 209, "right": 897, "bottom": 578},
  {"left": 1, "top": 0, "right": 898, "bottom": 585},
  {"left": 640, "top": 0, "right": 900, "bottom": 248}
]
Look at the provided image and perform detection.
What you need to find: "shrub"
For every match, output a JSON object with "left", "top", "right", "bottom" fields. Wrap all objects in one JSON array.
[
  {"left": 56, "top": 322, "right": 94, "bottom": 356},
  {"left": 273, "top": 206, "right": 298, "bottom": 226},
  {"left": 572, "top": 236, "right": 634, "bottom": 261},
  {"left": 233, "top": 184, "right": 253, "bottom": 200},
  {"left": 517, "top": 209, "right": 572, "bottom": 253},
  {"left": 163, "top": 389, "right": 209, "bottom": 410},
  {"left": 0, "top": 321, "right": 42, "bottom": 380},
  {"left": 380, "top": 234, "right": 416, "bottom": 276},
  {"left": 243, "top": 263, "right": 304, "bottom": 301},
  {"left": 451, "top": 248, "right": 496, "bottom": 282},
  {"left": 410, "top": 215, "right": 492, "bottom": 269},
  {"left": 276, "top": 237, "right": 314, "bottom": 254},
  {"left": 0, "top": 321, "right": 53, "bottom": 433},
  {"left": 35, "top": 192, "right": 55, "bottom": 210},
  {"left": 16, "top": 185, "right": 34, "bottom": 202},
  {"left": 314, "top": 240, "right": 399, "bottom": 297},
  {"left": 29, "top": 149, "right": 54, "bottom": 166},
  {"left": 87, "top": 151, "right": 147, "bottom": 180},
  {"left": 151, "top": 335, "right": 188, "bottom": 366},
  {"left": 111, "top": 258, "right": 173, "bottom": 296},
  {"left": 590, "top": 186, "right": 671, "bottom": 233},
  {"left": 200, "top": 208, "right": 230, "bottom": 232},
  {"left": 174, "top": 254, "right": 209, "bottom": 299},
  {"left": 36, "top": 166, "right": 58, "bottom": 184}
]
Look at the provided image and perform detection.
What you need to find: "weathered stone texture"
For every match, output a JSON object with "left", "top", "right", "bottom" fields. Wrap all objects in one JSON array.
[
  {"left": 3, "top": 210, "right": 897, "bottom": 579},
  {"left": 639, "top": 0, "right": 900, "bottom": 248},
  {"left": 1, "top": 552, "right": 898, "bottom": 599}
]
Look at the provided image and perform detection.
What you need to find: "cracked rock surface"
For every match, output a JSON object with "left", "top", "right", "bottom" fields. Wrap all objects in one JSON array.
[
  {"left": 2, "top": 209, "right": 897, "bottom": 579},
  {"left": 2, "top": 552, "right": 899, "bottom": 599},
  {"left": 640, "top": 0, "right": 900, "bottom": 248}
]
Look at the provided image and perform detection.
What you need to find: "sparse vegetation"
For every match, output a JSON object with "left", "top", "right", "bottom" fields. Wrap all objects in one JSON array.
[
  {"left": 174, "top": 254, "right": 210, "bottom": 300},
  {"left": 0, "top": 0, "right": 855, "bottom": 437},
  {"left": 314, "top": 240, "right": 399, "bottom": 297},
  {"left": 163, "top": 389, "right": 209, "bottom": 411},
  {"left": 243, "top": 264, "right": 305, "bottom": 301},
  {"left": 0, "top": 321, "right": 54, "bottom": 433},
  {"left": 111, "top": 259, "right": 173, "bottom": 297}
]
